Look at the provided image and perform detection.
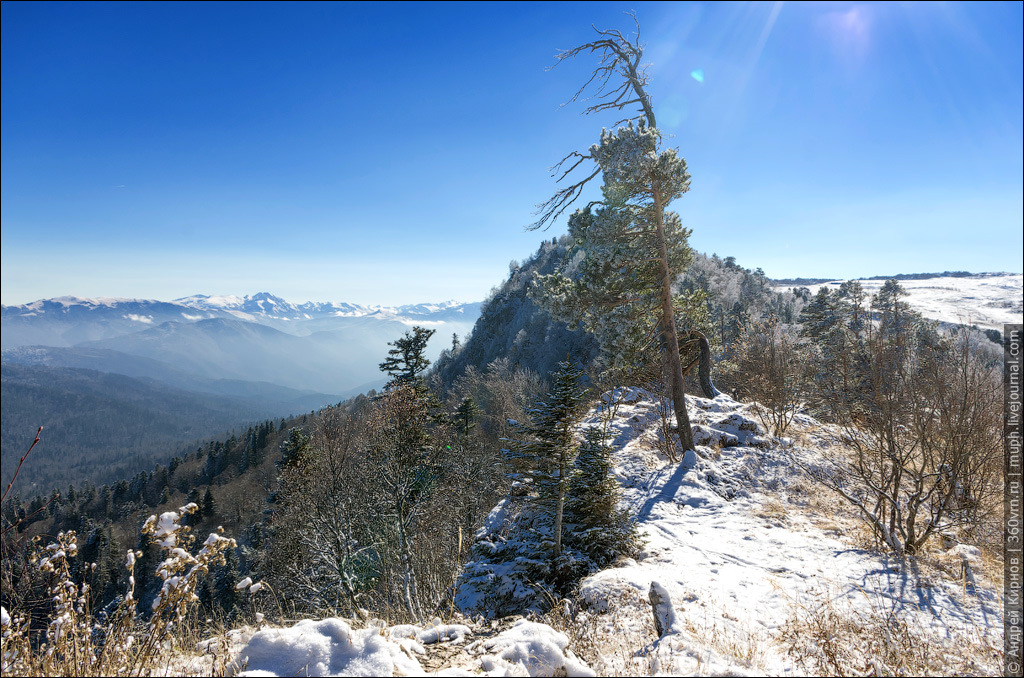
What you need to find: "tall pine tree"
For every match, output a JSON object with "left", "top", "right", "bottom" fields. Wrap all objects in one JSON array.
[{"left": 530, "top": 21, "right": 711, "bottom": 454}]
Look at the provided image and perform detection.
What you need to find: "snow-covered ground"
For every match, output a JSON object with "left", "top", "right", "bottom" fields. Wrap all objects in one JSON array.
[
  {"left": 182, "top": 389, "right": 1003, "bottom": 676},
  {"left": 568, "top": 389, "right": 1003, "bottom": 675},
  {"left": 772, "top": 273, "right": 1022, "bottom": 331}
]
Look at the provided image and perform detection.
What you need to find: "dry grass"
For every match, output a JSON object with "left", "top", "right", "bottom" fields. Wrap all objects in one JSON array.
[
  {"left": 544, "top": 585, "right": 657, "bottom": 676},
  {"left": 776, "top": 582, "right": 1003, "bottom": 676},
  {"left": 755, "top": 497, "right": 790, "bottom": 524},
  {"left": 0, "top": 503, "right": 249, "bottom": 677}
]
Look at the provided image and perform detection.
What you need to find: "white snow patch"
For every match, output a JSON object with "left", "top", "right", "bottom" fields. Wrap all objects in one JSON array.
[
  {"left": 229, "top": 618, "right": 423, "bottom": 677},
  {"left": 565, "top": 389, "right": 1003, "bottom": 675},
  {"left": 464, "top": 619, "right": 595, "bottom": 677},
  {"left": 772, "top": 273, "right": 1023, "bottom": 331}
]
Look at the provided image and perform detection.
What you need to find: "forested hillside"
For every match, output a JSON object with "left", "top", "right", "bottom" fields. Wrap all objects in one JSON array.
[{"left": 0, "top": 363, "right": 318, "bottom": 493}]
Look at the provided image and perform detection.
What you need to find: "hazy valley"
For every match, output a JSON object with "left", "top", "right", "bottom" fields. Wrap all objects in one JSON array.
[{"left": 1, "top": 293, "right": 480, "bottom": 491}]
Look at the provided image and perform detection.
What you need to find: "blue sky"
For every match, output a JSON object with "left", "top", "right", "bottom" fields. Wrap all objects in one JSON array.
[{"left": 2, "top": 1, "right": 1021, "bottom": 306}]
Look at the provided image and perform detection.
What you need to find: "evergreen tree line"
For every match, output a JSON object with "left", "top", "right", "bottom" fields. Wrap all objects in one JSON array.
[{"left": 1, "top": 418, "right": 288, "bottom": 627}]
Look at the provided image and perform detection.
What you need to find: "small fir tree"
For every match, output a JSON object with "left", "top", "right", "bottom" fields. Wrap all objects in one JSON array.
[
  {"left": 564, "top": 427, "right": 640, "bottom": 566},
  {"left": 454, "top": 396, "right": 480, "bottom": 437},
  {"left": 505, "top": 360, "right": 589, "bottom": 562}
]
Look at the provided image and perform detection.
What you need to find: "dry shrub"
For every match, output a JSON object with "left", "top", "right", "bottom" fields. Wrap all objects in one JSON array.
[
  {"left": 1, "top": 503, "right": 251, "bottom": 677},
  {"left": 756, "top": 498, "right": 789, "bottom": 524},
  {"left": 545, "top": 585, "right": 656, "bottom": 677}
]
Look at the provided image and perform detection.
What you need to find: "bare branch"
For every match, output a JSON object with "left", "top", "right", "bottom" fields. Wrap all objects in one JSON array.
[
  {"left": 550, "top": 150, "right": 592, "bottom": 183},
  {"left": 529, "top": 167, "right": 601, "bottom": 231},
  {"left": 1, "top": 427, "right": 42, "bottom": 507},
  {"left": 531, "top": 16, "right": 658, "bottom": 230}
]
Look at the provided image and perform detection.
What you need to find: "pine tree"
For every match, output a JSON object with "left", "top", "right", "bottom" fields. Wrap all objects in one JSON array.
[
  {"left": 564, "top": 427, "right": 640, "bottom": 567},
  {"left": 528, "top": 21, "right": 713, "bottom": 455},
  {"left": 379, "top": 326, "right": 436, "bottom": 391}
]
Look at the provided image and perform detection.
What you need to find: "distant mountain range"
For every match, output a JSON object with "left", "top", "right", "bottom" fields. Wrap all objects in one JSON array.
[
  {"left": 2, "top": 293, "right": 481, "bottom": 394},
  {"left": 2, "top": 293, "right": 481, "bottom": 490}
]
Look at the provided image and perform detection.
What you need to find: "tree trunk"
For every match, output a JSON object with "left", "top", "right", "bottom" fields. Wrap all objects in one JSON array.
[
  {"left": 653, "top": 187, "right": 694, "bottom": 453},
  {"left": 396, "top": 515, "right": 422, "bottom": 620},
  {"left": 691, "top": 331, "right": 720, "bottom": 399},
  {"left": 553, "top": 472, "right": 565, "bottom": 559}
]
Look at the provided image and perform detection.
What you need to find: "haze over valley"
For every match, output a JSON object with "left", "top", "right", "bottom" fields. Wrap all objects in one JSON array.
[{"left": 1, "top": 292, "right": 479, "bottom": 490}]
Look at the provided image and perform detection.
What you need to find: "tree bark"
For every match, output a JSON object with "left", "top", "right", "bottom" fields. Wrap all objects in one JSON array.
[
  {"left": 653, "top": 186, "right": 694, "bottom": 452},
  {"left": 679, "top": 333, "right": 719, "bottom": 399},
  {"left": 553, "top": 471, "right": 565, "bottom": 559}
]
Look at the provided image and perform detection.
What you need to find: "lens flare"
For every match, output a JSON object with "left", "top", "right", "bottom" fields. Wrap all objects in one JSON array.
[{"left": 690, "top": 69, "right": 705, "bottom": 83}]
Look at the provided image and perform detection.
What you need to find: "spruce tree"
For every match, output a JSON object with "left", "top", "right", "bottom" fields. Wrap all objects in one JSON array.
[
  {"left": 201, "top": 488, "right": 216, "bottom": 518},
  {"left": 564, "top": 427, "right": 640, "bottom": 567},
  {"left": 454, "top": 397, "right": 480, "bottom": 437},
  {"left": 505, "top": 360, "right": 589, "bottom": 562}
]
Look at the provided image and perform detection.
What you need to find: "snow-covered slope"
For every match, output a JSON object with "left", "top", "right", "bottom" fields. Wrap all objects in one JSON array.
[
  {"left": 187, "top": 390, "right": 1001, "bottom": 676},
  {"left": 565, "top": 389, "right": 1002, "bottom": 675},
  {"left": 772, "top": 272, "right": 1022, "bottom": 331}
]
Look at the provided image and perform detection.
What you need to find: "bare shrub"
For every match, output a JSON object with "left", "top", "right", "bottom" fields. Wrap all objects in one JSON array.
[
  {"left": 778, "top": 584, "right": 1000, "bottom": 676},
  {"left": 728, "top": 316, "right": 805, "bottom": 437},
  {"left": 808, "top": 327, "right": 1003, "bottom": 558}
]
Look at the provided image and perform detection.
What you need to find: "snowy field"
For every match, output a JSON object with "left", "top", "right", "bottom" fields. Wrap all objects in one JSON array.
[
  {"left": 772, "top": 273, "right": 1022, "bottom": 331},
  {"left": 180, "top": 389, "right": 1003, "bottom": 676}
]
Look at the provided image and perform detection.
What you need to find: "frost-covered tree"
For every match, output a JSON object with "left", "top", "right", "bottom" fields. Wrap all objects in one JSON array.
[
  {"left": 278, "top": 427, "right": 311, "bottom": 470},
  {"left": 727, "top": 315, "right": 805, "bottom": 436},
  {"left": 530, "top": 21, "right": 707, "bottom": 453},
  {"left": 564, "top": 427, "right": 639, "bottom": 566},
  {"left": 504, "top": 360, "right": 590, "bottom": 561}
]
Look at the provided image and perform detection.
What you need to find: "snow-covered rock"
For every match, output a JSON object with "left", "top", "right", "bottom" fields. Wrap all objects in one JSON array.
[{"left": 463, "top": 619, "right": 594, "bottom": 677}]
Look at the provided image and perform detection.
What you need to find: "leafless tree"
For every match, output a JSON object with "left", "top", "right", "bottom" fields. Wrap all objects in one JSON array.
[
  {"left": 729, "top": 318, "right": 804, "bottom": 436},
  {"left": 807, "top": 327, "right": 1002, "bottom": 557}
]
